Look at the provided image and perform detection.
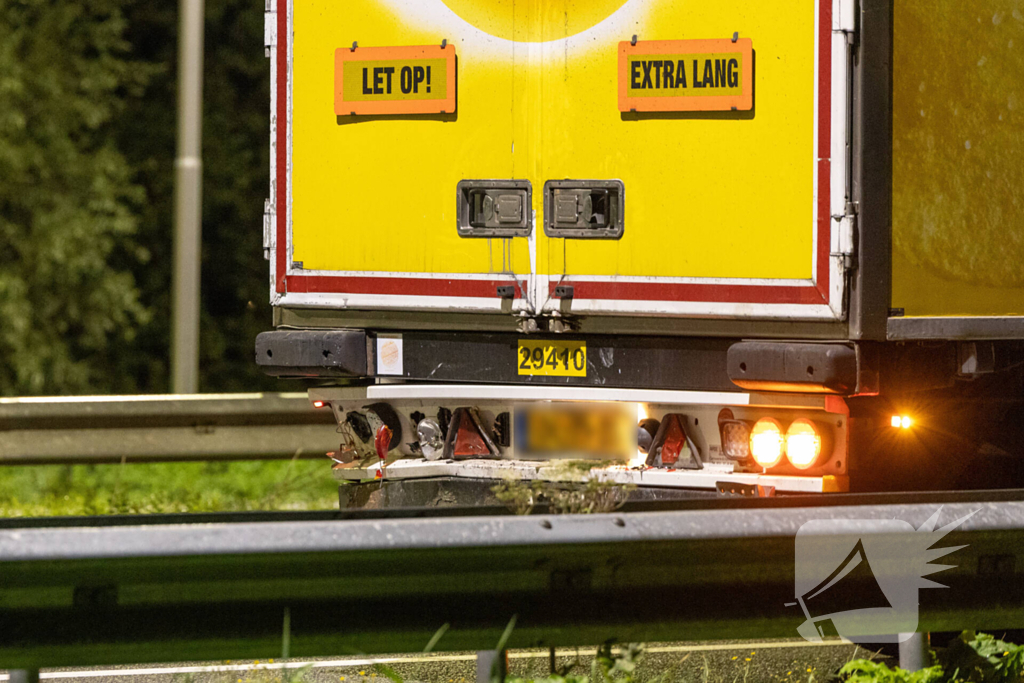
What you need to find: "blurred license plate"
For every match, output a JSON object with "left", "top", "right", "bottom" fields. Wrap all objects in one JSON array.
[
  {"left": 516, "top": 404, "right": 633, "bottom": 460},
  {"left": 517, "top": 339, "right": 586, "bottom": 377}
]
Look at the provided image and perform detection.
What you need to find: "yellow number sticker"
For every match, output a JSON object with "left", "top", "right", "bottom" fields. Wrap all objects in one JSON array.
[{"left": 517, "top": 340, "right": 587, "bottom": 377}]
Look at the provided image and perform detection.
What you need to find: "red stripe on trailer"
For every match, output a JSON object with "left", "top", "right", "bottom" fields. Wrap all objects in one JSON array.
[
  {"left": 816, "top": 159, "right": 831, "bottom": 302},
  {"left": 548, "top": 281, "right": 827, "bottom": 305},
  {"left": 287, "top": 275, "right": 527, "bottom": 299},
  {"left": 818, "top": 0, "right": 833, "bottom": 162},
  {"left": 275, "top": 0, "right": 287, "bottom": 293},
  {"left": 815, "top": 0, "right": 833, "bottom": 302}
]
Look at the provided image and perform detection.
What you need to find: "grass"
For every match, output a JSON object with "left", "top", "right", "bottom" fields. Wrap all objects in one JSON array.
[
  {"left": 0, "top": 458, "right": 339, "bottom": 517},
  {"left": 492, "top": 470, "right": 636, "bottom": 516},
  {"left": 841, "top": 631, "right": 1024, "bottom": 682},
  {"left": 173, "top": 663, "right": 314, "bottom": 683},
  {"left": 157, "top": 643, "right": 854, "bottom": 683}
]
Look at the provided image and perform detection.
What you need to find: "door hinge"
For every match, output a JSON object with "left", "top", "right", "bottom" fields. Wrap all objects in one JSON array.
[
  {"left": 264, "top": 7, "right": 277, "bottom": 56},
  {"left": 263, "top": 198, "right": 274, "bottom": 260},
  {"left": 834, "top": 0, "right": 857, "bottom": 44},
  {"left": 831, "top": 202, "right": 857, "bottom": 262}
]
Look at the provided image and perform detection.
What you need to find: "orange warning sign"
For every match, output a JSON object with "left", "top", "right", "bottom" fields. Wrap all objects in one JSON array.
[
  {"left": 618, "top": 39, "right": 753, "bottom": 113},
  {"left": 334, "top": 44, "right": 457, "bottom": 116}
]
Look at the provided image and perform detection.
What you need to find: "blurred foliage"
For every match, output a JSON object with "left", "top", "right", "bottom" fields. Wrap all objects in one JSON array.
[
  {"left": 0, "top": 459, "right": 338, "bottom": 516},
  {"left": 0, "top": 0, "right": 153, "bottom": 394},
  {"left": 0, "top": 0, "right": 288, "bottom": 395}
]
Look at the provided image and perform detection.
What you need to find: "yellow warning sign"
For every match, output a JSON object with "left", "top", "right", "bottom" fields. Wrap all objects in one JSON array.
[
  {"left": 619, "top": 39, "right": 753, "bottom": 112},
  {"left": 626, "top": 54, "right": 744, "bottom": 97},
  {"left": 334, "top": 45, "right": 456, "bottom": 116},
  {"left": 342, "top": 59, "right": 447, "bottom": 102}
]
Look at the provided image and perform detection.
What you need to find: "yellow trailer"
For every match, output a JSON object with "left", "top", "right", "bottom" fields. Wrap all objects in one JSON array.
[{"left": 259, "top": 0, "right": 1024, "bottom": 500}]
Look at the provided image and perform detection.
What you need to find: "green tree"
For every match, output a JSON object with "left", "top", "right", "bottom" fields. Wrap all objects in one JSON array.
[
  {"left": 0, "top": 0, "right": 151, "bottom": 394},
  {"left": 1, "top": 0, "right": 302, "bottom": 396}
]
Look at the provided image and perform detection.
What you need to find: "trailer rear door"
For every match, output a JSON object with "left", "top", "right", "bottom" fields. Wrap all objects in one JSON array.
[
  {"left": 273, "top": 0, "right": 533, "bottom": 313},
  {"left": 271, "top": 0, "right": 850, "bottom": 321}
]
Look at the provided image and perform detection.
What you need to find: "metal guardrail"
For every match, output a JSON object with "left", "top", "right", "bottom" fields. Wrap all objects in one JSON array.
[
  {"left": 0, "top": 393, "right": 339, "bottom": 464},
  {"left": 0, "top": 492, "right": 1023, "bottom": 669}
]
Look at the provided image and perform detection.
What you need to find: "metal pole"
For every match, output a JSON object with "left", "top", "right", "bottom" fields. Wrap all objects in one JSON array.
[
  {"left": 476, "top": 650, "right": 507, "bottom": 683},
  {"left": 171, "top": 0, "right": 205, "bottom": 393},
  {"left": 898, "top": 632, "right": 929, "bottom": 672}
]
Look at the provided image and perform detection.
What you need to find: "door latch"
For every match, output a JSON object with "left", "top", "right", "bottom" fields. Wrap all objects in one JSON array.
[
  {"left": 456, "top": 180, "right": 532, "bottom": 237},
  {"left": 543, "top": 180, "right": 624, "bottom": 239}
]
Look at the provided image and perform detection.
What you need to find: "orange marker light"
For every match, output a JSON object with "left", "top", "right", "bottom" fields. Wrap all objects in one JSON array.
[
  {"left": 313, "top": 400, "right": 326, "bottom": 409},
  {"left": 891, "top": 415, "right": 912, "bottom": 429},
  {"left": 749, "top": 418, "right": 785, "bottom": 468},
  {"left": 786, "top": 419, "right": 823, "bottom": 469}
]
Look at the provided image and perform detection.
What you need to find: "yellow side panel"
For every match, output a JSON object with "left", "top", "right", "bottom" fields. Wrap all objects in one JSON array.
[
  {"left": 291, "top": 0, "right": 817, "bottom": 281},
  {"left": 892, "top": 0, "right": 1024, "bottom": 317}
]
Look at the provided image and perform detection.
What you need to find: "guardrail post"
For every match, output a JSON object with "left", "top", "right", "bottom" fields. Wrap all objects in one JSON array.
[
  {"left": 9, "top": 670, "right": 39, "bottom": 683},
  {"left": 898, "top": 632, "right": 929, "bottom": 672},
  {"left": 476, "top": 650, "right": 507, "bottom": 683}
]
